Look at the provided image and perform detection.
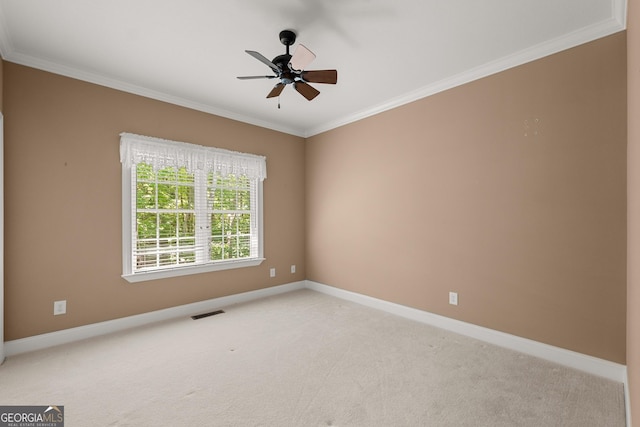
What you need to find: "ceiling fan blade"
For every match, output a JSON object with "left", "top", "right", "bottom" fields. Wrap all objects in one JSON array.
[
  {"left": 245, "top": 50, "right": 280, "bottom": 74},
  {"left": 294, "top": 81, "right": 320, "bottom": 101},
  {"left": 237, "top": 75, "right": 277, "bottom": 80},
  {"left": 266, "top": 83, "right": 286, "bottom": 98},
  {"left": 301, "top": 70, "right": 337, "bottom": 84},
  {"left": 289, "top": 44, "right": 316, "bottom": 71}
]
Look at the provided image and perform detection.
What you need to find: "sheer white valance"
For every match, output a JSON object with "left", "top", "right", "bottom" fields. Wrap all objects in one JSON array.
[{"left": 119, "top": 133, "right": 267, "bottom": 181}]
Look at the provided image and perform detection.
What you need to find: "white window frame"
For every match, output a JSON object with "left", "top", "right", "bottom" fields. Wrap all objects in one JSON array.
[{"left": 120, "top": 133, "right": 265, "bottom": 283}]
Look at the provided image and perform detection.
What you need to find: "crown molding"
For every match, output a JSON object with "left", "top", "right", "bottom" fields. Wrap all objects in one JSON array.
[
  {"left": 305, "top": 0, "right": 627, "bottom": 137},
  {"left": 1, "top": 50, "right": 307, "bottom": 138},
  {"left": 0, "top": 0, "right": 627, "bottom": 139}
]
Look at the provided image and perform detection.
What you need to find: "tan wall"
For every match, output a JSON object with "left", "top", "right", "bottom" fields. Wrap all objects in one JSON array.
[
  {"left": 3, "top": 62, "right": 306, "bottom": 340},
  {"left": 2, "top": 24, "right": 630, "bottom": 375},
  {"left": 306, "top": 33, "right": 627, "bottom": 363},
  {"left": 628, "top": 0, "right": 640, "bottom": 421}
]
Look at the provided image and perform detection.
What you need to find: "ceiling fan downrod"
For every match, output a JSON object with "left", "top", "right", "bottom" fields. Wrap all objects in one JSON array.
[{"left": 279, "top": 30, "right": 296, "bottom": 55}]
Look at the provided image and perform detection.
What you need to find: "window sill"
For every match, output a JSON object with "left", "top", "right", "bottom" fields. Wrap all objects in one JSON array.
[{"left": 122, "top": 258, "right": 265, "bottom": 283}]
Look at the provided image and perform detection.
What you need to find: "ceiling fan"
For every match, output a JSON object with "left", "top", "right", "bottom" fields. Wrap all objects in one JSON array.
[{"left": 237, "top": 30, "right": 338, "bottom": 103}]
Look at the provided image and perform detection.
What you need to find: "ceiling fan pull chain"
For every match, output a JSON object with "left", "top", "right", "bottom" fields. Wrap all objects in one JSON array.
[{"left": 278, "top": 96, "right": 281, "bottom": 109}]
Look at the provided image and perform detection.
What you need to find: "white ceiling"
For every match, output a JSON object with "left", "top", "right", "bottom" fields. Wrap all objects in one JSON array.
[{"left": 0, "top": 0, "right": 627, "bottom": 137}]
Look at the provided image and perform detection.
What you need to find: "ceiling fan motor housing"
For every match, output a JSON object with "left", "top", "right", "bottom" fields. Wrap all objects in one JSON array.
[
  {"left": 271, "top": 54, "right": 295, "bottom": 84},
  {"left": 272, "top": 54, "right": 292, "bottom": 71}
]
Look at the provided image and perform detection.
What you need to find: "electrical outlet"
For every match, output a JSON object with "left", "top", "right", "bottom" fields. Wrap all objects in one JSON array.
[
  {"left": 291, "top": 265, "right": 296, "bottom": 274},
  {"left": 270, "top": 268, "right": 276, "bottom": 278},
  {"left": 449, "top": 292, "right": 458, "bottom": 306},
  {"left": 54, "top": 300, "right": 67, "bottom": 315}
]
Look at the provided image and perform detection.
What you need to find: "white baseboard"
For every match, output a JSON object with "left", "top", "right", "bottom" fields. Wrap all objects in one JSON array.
[
  {"left": 2, "top": 279, "right": 631, "bottom": 426},
  {"left": 306, "top": 281, "right": 634, "bottom": 426},
  {"left": 4, "top": 281, "right": 305, "bottom": 357},
  {"left": 305, "top": 280, "right": 627, "bottom": 384},
  {"left": 6, "top": 279, "right": 627, "bottom": 382}
]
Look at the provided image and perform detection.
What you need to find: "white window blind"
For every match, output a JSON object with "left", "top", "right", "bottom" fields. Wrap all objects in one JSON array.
[{"left": 120, "top": 133, "right": 266, "bottom": 282}]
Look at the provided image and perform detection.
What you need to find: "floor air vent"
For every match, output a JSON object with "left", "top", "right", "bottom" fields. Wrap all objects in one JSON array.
[{"left": 191, "top": 309, "right": 225, "bottom": 320}]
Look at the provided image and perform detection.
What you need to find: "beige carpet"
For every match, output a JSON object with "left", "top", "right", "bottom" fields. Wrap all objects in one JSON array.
[{"left": 0, "top": 289, "right": 626, "bottom": 426}]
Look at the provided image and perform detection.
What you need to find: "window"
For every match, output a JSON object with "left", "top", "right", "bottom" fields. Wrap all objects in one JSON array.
[{"left": 120, "top": 133, "right": 266, "bottom": 282}]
